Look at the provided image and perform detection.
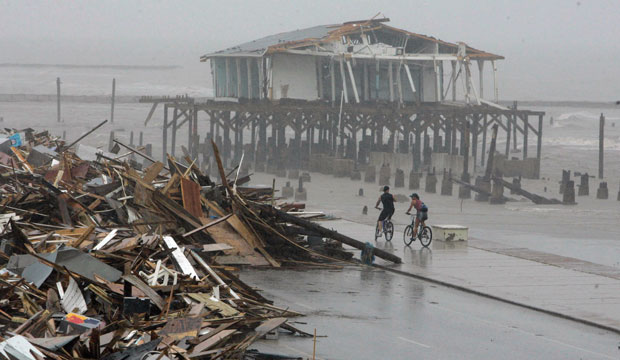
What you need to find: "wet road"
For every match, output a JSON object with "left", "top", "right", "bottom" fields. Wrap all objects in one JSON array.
[{"left": 242, "top": 266, "right": 619, "bottom": 360}]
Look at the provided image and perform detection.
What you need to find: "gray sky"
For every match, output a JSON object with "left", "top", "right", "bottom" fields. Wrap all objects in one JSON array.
[{"left": 1, "top": 0, "right": 619, "bottom": 101}]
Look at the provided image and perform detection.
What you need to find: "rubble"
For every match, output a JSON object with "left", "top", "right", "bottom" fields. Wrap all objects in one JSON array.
[{"left": 0, "top": 127, "right": 397, "bottom": 359}]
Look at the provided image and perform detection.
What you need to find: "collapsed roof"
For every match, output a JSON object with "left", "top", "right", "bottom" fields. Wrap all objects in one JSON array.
[{"left": 201, "top": 18, "right": 503, "bottom": 61}]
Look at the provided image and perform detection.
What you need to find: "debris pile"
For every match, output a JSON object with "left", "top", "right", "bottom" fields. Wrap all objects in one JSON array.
[
  {"left": 0, "top": 127, "right": 322, "bottom": 359},
  {"left": 0, "top": 126, "right": 401, "bottom": 358}
]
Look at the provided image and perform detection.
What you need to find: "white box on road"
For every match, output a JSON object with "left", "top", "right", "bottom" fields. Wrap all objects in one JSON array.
[{"left": 432, "top": 225, "right": 468, "bottom": 241}]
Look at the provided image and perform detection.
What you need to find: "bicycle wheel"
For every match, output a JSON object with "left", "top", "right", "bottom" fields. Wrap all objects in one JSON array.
[
  {"left": 384, "top": 221, "right": 394, "bottom": 241},
  {"left": 419, "top": 226, "right": 433, "bottom": 247},
  {"left": 403, "top": 225, "right": 414, "bottom": 246}
]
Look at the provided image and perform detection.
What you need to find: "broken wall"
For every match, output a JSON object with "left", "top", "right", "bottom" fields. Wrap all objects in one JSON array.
[{"left": 271, "top": 53, "right": 318, "bottom": 100}]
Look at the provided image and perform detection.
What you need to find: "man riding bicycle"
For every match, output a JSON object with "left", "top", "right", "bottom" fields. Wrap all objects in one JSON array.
[
  {"left": 375, "top": 185, "right": 396, "bottom": 232},
  {"left": 405, "top": 193, "right": 428, "bottom": 235}
]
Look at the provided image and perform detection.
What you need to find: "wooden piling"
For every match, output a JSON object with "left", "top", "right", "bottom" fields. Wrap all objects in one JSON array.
[
  {"left": 599, "top": 113, "right": 604, "bottom": 179},
  {"left": 110, "top": 78, "right": 116, "bottom": 124},
  {"left": 56, "top": 77, "right": 61, "bottom": 123}
]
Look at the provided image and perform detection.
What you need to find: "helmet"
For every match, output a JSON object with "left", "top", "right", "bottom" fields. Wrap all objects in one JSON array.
[
  {"left": 409, "top": 193, "right": 419, "bottom": 199},
  {"left": 383, "top": 185, "right": 390, "bottom": 192}
]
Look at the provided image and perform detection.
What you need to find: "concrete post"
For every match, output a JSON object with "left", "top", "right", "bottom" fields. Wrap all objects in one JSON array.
[
  {"left": 425, "top": 169, "right": 437, "bottom": 194},
  {"left": 578, "top": 173, "right": 589, "bottom": 196},
  {"left": 409, "top": 170, "right": 420, "bottom": 190},
  {"left": 364, "top": 166, "right": 376, "bottom": 183},
  {"left": 560, "top": 169, "right": 570, "bottom": 194},
  {"left": 282, "top": 181, "right": 294, "bottom": 198},
  {"left": 562, "top": 180, "right": 576, "bottom": 205},
  {"left": 441, "top": 169, "right": 453, "bottom": 196},
  {"left": 489, "top": 170, "right": 505, "bottom": 204},
  {"left": 394, "top": 169, "right": 405, "bottom": 188},
  {"left": 379, "top": 163, "right": 391, "bottom": 186},
  {"left": 596, "top": 182, "right": 608, "bottom": 199},
  {"left": 511, "top": 177, "right": 521, "bottom": 195},
  {"left": 474, "top": 176, "right": 491, "bottom": 202}
]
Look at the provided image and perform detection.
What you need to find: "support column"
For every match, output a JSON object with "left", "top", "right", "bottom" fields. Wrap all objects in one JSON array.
[
  {"left": 477, "top": 60, "right": 484, "bottom": 99},
  {"left": 523, "top": 115, "right": 528, "bottom": 159},
  {"left": 481, "top": 114, "right": 488, "bottom": 167},
  {"left": 413, "top": 121, "right": 421, "bottom": 172},
  {"left": 363, "top": 62, "right": 369, "bottom": 101},
  {"left": 223, "top": 112, "right": 231, "bottom": 165},
  {"left": 444, "top": 115, "right": 452, "bottom": 154},
  {"left": 536, "top": 114, "right": 543, "bottom": 166},
  {"left": 472, "top": 115, "right": 479, "bottom": 171},
  {"left": 388, "top": 61, "right": 394, "bottom": 102},
  {"left": 162, "top": 104, "right": 168, "bottom": 161},
  {"left": 451, "top": 61, "right": 457, "bottom": 101},
  {"left": 187, "top": 108, "right": 193, "bottom": 157},
  {"left": 505, "top": 114, "right": 511, "bottom": 156},
  {"left": 171, "top": 107, "right": 178, "bottom": 157},
  {"left": 339, "top": 57, "right": 349, "bottom": 103},
  {"left": 492, "top": 60, "right": 498, "bottom": 103},
  {"left": 330, "top": 59, "right": 336, "bottom": 105},
  {"left": 599, "top": 113, "right": 605, "bottom": 179}
]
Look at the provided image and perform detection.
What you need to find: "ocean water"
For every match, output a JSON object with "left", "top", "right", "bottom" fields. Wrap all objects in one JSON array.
[
  {"left": 0, "top": 65, "right": 619, "bottom": 182},
  {"left": 0, "top": 64, "right": 213, "bottom": 97}
]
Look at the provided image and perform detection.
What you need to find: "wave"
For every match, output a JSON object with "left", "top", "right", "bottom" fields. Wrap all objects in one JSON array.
[{"left": 546, "top": 136, "right": 620, "bottom": 150}]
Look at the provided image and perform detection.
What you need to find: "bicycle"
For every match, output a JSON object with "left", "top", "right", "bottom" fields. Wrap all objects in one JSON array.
[
  {"left": 403, "top": 212, "right": 432, "bottom": 247},
  {"left": 374, "top": 207, "right": 394, "bottom": 241}
]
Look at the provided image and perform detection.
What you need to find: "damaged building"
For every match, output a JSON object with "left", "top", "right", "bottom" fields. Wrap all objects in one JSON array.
[
  {"left": 143, "top": 17, "right": 544, "bottom": 180},
  {"left": 202, "top": 17, "right": 501, "bottom": 105}
]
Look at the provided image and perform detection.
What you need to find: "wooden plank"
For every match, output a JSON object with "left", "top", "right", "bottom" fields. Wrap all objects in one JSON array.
[
  {"left": 181, "top": 178, "right": 203, "bottom": 219},
  {"left": 142, "top": 161, "right": 164, "bottom": 183},
  {"left": 190, "top": 329, "right": 235, "bottom": 355},
  {"left": 182, "top": 214, "right": 232, "bottom": 238},
  {"left": 202, "top": 243, "right": 234, "bottom": 252},
  {"left": 70, "top": 225, "right": 95, "bottom": 248},
  {"left": 254, "top": 317, "right": 287, "bottom": 336},
  {"left": 159, "top": 317, "right": 202, "bottom": 340},
  {"left": 226, "top": 215, "right": 280, "bottom": 267},
  {"left": 162, "top": 173, "right": 180, "bottom": 195},
  {"left": 122, "top": 274, "right": 166, "bottom": 310}
]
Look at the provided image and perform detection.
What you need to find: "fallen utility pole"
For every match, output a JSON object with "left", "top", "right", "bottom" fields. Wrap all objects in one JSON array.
[
  {"left": 64, "top": 119, "right": 108, "bottom": 150},
  {"left": 451, "top": 177, "right": 514, "bottom": 203},
  {"left": 254, "top": 203, "right": 402, "bottom": 264},
  {"left": 493, "top": 177, "right": 561, "bottom": 205},
  {"left": 113, "top": 139, "right": 170, "bottom": 171}
]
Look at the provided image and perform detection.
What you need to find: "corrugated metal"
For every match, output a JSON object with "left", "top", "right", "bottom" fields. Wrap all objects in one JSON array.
[{"left": 205, "top": 24, "right": 337, "bottom": 57}]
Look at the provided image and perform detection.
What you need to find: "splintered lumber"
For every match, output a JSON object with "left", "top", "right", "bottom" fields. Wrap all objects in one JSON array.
[
  {"left": 226, "top": 214, "right": 280, "bottom": 267},
  {"left": 255, "top": 204, "right": 402, "bottom": 264},
  {"left": 494, "top": 177, "right": 561, "bottom": 204},
  {"left": 180, "top": 178, "right": 202, "bottom": 219}
]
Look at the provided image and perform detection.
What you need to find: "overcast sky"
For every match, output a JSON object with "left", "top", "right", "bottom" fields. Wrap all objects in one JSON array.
[{"left": 1, "top": 0, "right": 619, "bottom": 101}]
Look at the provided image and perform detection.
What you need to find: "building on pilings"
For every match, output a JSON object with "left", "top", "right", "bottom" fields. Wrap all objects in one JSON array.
[{"left": 143, "top": 17, "right": 545, "bottom": 178}]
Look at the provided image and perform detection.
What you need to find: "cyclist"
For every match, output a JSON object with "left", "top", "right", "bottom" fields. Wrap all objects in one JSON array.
[
  {"left": 375, "top": 185, "right": 396, "bottom": 232},
  {"left": 405, "top": 193, "right": 428, "bottom": 236}
]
